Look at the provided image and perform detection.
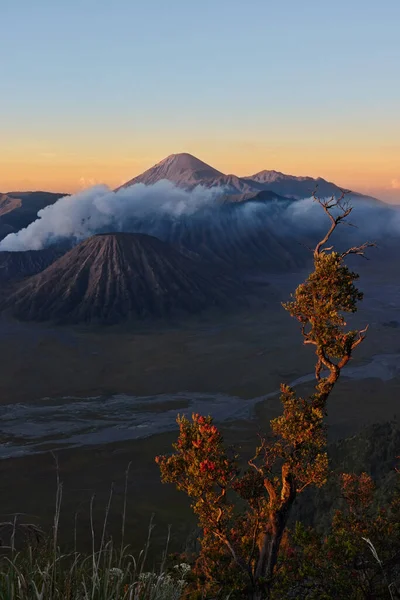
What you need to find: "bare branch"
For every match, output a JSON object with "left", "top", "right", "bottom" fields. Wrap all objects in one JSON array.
[
  {"left": 297, "top": 480, "right": 314, "bottom": 494},
  {"left": 351, "top": 324, "right": 369, "bottom": 351},
  {"left": 312, "top": 189, "right": 356, "bottom": 257},
  {"left": 341, "top": 241, "right": 376, "bottom": 260},
  {"left": 213, "top": 529, "right": 247, "bottom": 572},
  {"left": 298, "top": 241, "right": 314, "bottom": 252}
]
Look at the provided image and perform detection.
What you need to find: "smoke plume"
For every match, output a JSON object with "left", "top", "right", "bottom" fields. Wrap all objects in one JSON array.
[
  {"left": 0, "top": 181, "right": 223, "bottom": 251},
  {"left": 0, "top": 180, "right": 399, "bottom": 252}
]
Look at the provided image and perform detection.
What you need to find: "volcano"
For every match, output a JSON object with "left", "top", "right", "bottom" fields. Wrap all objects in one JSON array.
[
  {"left": 120, "top": 153, "right": 223, "bottom": 189},
  {"left": 2, "top": 233, "right": 253, "bottom": 325},
  {"left": 118, "top": 153, "right": 379, "bottom": 202},
  {"left": 118, "top": 153, "right": 263, "bottom": 195}
]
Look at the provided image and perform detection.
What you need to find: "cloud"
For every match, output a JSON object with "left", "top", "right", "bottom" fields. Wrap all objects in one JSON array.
[
  {"left": 391, "top": 178, "right": 400, "bottom": 190},
  {"left": 0, "top": 180, "right": 224, "bottom": 251},
  {"left": 0, "top": 180, "right": 399, "bottom": 253},
  {"left": 79, "top": 176, "right": 100, "bottom": 189}
]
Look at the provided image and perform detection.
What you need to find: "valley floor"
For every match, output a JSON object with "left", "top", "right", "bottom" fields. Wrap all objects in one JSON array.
[{"left": 0, "top": 257, "right": 399, "bottom": 554}]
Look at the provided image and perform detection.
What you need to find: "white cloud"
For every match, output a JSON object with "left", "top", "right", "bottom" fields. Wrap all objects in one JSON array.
[
  {"left": 0, "top": 180, "right": 223, "bottom": 251},
  {"left": 390, "top": 178, "right": 400, "bottom": 190}
]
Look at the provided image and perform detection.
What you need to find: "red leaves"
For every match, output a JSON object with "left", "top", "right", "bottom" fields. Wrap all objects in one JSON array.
[
  {"left": 153, "top": 196, "right": 375, "bottom": 597},
  {"left": 286, "top": 546, "right": 296, "bottom": 559},
  {"left": 341, "top": 472, "right": 375, "bottom": 512},
  {"left": 157, "top": 413, "right": 235, "bottom": 493},
  {"left": 200, "top": 459, "right": 216, "bottom": 473}
]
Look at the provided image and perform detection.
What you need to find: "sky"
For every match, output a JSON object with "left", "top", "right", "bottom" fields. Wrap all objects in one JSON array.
[{"left": 1, "top": 0, "right": 399, "bottom": 202}]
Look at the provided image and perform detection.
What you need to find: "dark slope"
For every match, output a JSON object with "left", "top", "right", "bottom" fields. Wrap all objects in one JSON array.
[
  {"left": 0, "top": 191, "right": 68, "bottom": 241},
  {"left": 126, "top": 197, "right": 307, "bottom": 271},
  {"left": 293, "top": 420, "right": 400, "bottom": 531},
  {"left": 2, "top": 233, "right": 253, "bottom": 324},
  {"left": 0, "top": 247, "right": 63, "bottom": 283},
  {"left": 218, "top": 189, "right": 295, "bottom": 204}
]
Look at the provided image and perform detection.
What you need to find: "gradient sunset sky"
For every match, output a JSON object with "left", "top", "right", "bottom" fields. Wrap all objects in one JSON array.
[{"left": 2, "top": 0, "right": 399, "bottom": 201}]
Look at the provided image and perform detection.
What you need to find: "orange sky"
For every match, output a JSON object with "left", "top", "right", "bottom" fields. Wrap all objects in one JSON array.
[
  {"left": 2, "top": 1, "right": 399, "bottom": 203},
  {"left": 1, "top": 140, "right": 399, "bottom": 203}
]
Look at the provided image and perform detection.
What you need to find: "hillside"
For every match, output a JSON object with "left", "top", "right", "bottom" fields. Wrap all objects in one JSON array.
[
  {"left": 0, "top": 191, "right": 67, "bottom": 241},
  {"left": 293, "top": 419, "right": 400, "bottom": 531},
  {"left": 1, "top": 232, "right": 253, "bottom": 324},
  {"left": 0, "top": 247, "right": 63, "bottom": 282}
]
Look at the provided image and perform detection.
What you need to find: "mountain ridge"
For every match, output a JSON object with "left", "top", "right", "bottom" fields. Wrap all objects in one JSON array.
[
  {"left": 118, "top": 152, "right": 381, "bottom": 203},
  {"left": 0, "top": 191, "right": 67, "bottom": 242},
  {"left": 118, "top": 153, "right": 265, "bottom": 195}
]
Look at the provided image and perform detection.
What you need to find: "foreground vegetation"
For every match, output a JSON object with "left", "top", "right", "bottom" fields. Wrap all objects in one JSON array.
[
  {"left": 1, "top": 195, "right": 399, "bottom": 598},
  {"left": 0, "top": 478, "right": 191, "bottom": 600},
  {"left": 0, "top": 462, "right": 398, "bottom": 599},
  {"left": 157, "top": 194, "right": 382, "bottom": 598}
]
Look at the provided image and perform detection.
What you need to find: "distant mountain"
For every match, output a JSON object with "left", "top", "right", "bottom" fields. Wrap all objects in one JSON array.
[
  {"left": 120, "top": 153, "right": 224, "bottom": 188},
  {"left": 245, "top": 169, "right": 350, "bottom": 200},
  {"left": 127, "top": 199, "right": 305, "bottom": 271},
  {"left": 1, "top": 155, "right": 381, "bottom": 248},
  {"left": 118, "top": 153, "right": 264, "bottom": 196},
  {"left": 0, "top": 194, "right": 21, "bottom": 217},
  {"left": 119, "top": 153, "right": 380, "bottom": 202},
  {"left": 0, "top": 191, "right": 67, "bottom": 241},
  {"left": 1, "top": 233, "right": 254, "bottom": 325}
]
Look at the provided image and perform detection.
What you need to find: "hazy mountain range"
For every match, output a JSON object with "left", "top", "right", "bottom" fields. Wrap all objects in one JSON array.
[
  {"left": 0, "top": 153, "right": 379, "bottom": 244},
  {"left": 118, "top": 152, "right": 373, "bottom": 201},
  {"left": 0, "top": 153, "right": 387, "bottom": 325}
]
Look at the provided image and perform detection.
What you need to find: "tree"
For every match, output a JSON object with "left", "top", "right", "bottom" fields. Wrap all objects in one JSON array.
[
  {"left": 273, "top": 470, "right": 400, "bottom": 599},
  {"left": 156, "top": 193, "right": 375, "bottom": 599}
]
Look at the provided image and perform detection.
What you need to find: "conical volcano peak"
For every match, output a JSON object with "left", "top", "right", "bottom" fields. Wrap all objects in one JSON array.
[
  {"left": 157, "top": 153, "right": 222, "bottom": 174},
  {"left": 119, "top": 153, "right": 224, "bottom": 189},
  {"left": 2, "top": 232, "right": 250, "bottom": 325}
]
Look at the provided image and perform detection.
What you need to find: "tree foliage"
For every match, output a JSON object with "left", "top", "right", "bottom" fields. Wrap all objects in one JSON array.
[
  {"left": 156, "top": 193, "right": 375, "bottom": 598},
  {"left": 273, "top": 471, "right": 400, "bottom": 599}
]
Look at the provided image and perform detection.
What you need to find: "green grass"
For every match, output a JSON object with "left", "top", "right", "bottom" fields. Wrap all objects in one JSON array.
[{"left": 0, "top": 465, "right": 190, "bottom": 600}]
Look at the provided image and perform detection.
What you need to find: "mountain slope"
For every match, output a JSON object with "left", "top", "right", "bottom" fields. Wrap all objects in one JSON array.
[
  {"left": 1, "top": 233, "right": 252, "bottom": 324},
  {"left": 119, "top": 153, "right": 381, "bottom": 203},
  {"left": 119, "top": 153, "right": 224, "bottom": 189},
  {"left": 0, "top": 191, "right": 67, "bottom": 241},
  {"left": 245, "top": 170, "right": 348, "bottom": 200},
  {"left": 245, "top": 169, "right": 382, "bottom": 203},
  {"left": 118, "top": 153, "right": 263, "bottom": 195},
  {"left": 0, "top": 247, "right": 63, "bottom": 283},
  {"left": 0, "top": 194, "right": 22, "bottom": 217},
  {"left": 127, "top": 198, "right": 306, "bottom": 271}
]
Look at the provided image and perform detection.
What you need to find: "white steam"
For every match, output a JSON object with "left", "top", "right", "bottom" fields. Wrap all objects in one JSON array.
[
  {"left": 0, "top": 179, "right": 399, "bottom": 252},
  {"left": 0, "top": 181, "right": 223, "bottom": 252}
]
